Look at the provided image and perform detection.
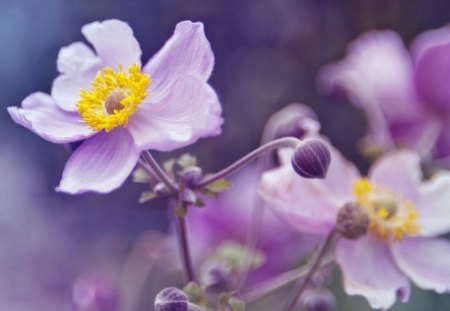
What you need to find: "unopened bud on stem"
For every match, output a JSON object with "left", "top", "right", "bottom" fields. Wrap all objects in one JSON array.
[{"left": 291, "top": 139, "right": 331, "bottom": 179}]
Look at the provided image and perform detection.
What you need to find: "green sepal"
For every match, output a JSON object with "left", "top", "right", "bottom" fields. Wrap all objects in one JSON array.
[
  {"left": 183, "top": 282, "right": 206, "bottom": 306},
  {"left": 173, "top": 202, "right": 188, "bottom": 217},
  {"left": 228, "top": 298, "right": 245, "bottom": 311},
  {"left": 177, "top": 153, "right": 197, "bottom": 168},
  {"left": 138, "top": 191, "right": 157, "bottom": 203},
  {"left": 132, "top": 167, "right": 152, "bottom": 184}
]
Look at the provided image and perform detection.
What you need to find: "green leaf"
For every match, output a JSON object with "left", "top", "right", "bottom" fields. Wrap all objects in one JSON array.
[
  {"left": 139, "top": 191, "right": 157, "bottom": 203},
  {"left": 173, "top": 202, "right": 188, "bottom": 217},
  {"left": 177, "top": 153, "right": 197, "bottom": 168},
  {"left": 204, "top": 178, "right": 233, "bottom": 193},
  {"left": 228, "top": 298, "right": 245, "bottom": 311},
  {"left": 194, "top": 198, "right": 205, "bottom": 207},
  {"left": 163, "top": 158, "right": 177, "bottom": 175},
  {"left": 183, "top": 282, "right": 206, "bottom": 306},
  {"left": 132, "top": 167, "right": 151, "bottom": 184}
]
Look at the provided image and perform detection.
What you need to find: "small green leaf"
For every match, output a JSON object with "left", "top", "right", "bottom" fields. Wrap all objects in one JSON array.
[
  {"left": 139, "top": 191, "right": 157, "bottom": 203},
  {"left": 183, "top": 282, "right": 206, "bottom": 306},
  {"left": 194, "top": 198, "right": 205, "bottom": 207},
  {"left": 177, "top": 153, "right": 197, "bottom": 168},
  {"left": 132, "top": 167, "right": 151, "bottom": 184},
  {"left": 163, "top": 158, "right": 177, "bottom": 175},
  {"left": 200, "top": 188, "right": 218, "bottom": 198},
  {"left": 204, "top": 178, "right": 233, "bottom": 193},
  {"left": 173, "top": 202, "right": 188, "bottom": 217},
  {"left": 218, "top": 293, "right": 231, "bottom": 310},
  {"left": 228, "top": 298, "right": 245, "bottom": 311}
]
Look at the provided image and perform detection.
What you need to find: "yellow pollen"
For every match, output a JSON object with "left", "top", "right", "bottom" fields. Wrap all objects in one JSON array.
[
  {"left": 352, "top": 178, "right": 419, "bottom": 241},
  {"left": 77, "top": 64, "right": 151, "bottom": 132}
]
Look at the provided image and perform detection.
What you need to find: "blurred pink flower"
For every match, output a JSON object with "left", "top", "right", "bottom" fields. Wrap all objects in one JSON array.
[
  {"left": 8, "top": 19, "right": 223, "bottom": 194},
  {"left": 318, "top": 29, "right": 450, "bottom": 161},
  {"left": 260, "top": 145, "right": 450, "bottom": 309}
]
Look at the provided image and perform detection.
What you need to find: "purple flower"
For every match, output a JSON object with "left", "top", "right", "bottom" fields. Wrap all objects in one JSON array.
[
  {"left": 8, "top": 19, "right": 223, "bottom": 194},
  {"left": 260, "top": 144, "right": 450, "bottom": 309},
  {"left": 318, "top": 30, "right": 444, "bottom": 159},
  {"left": 187, "top": 165, "right": 316, "bottom": 283}
]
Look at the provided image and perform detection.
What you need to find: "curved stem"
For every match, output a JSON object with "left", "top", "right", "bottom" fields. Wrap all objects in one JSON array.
[
  {"left": 280, "top": 229, "right": 337, "bottom": 311},
  {"left": 239, "top": 256, "right": 334, "bottom": 303},
  {"left": 176, "top": 216, "right": 196, "bottom": 283},
  {"left": 142, "top": 151, "right": 178, "bottom": 194},
  {"left": 197, "top": 137, "right": 300, "bottom": 188}
]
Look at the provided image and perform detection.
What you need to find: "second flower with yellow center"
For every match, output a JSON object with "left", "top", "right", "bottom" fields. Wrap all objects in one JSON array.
[
  {"left": 353, "top": 178, "right": 419, "bottom": 241},
  {"left": 77, "top": 64, "right": 151, "bottom": 132}
]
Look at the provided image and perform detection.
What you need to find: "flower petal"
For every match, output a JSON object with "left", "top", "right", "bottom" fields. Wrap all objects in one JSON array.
[
  {"left": 412, "top": 25, "right": 450, "bottom": 112},
  {"left": 56, "top": 41, "right": 102, "bottom": 75},
  {"left": 369, "top": 151, "right": 421, "bottom": 201},
  {"left": 336, "top": 235, "right": 410, "bottom": 309},
  {"left": 259, "top": 164, "right": 339, "bottom": 235},
  {"left": 415, "top": 172, "right": 450, "bottom": 237},
  {"left": 81, "top": 19, "right": 141, "bottom": 70},
  {"left": 51, "top": 69, "right": 97, "bottom": 112},
  {"left": 127, "top": 75, "right": 223, "bottom": 152},
  {"left": 318, "top": 31, "right": 426, "bottom": 151},
  {"left": 319, "top": 138, "right": 361, "bottom": 203},
  {"left": 57, "top": 127, "right": 139, "bottom": 194},
  {"left": 7, "top": 92, "right": 94, "bottom": 143},
  {"left": 391, "top": 237, "right": 450, "bottom": 293},
  {"left": 143, "top": 21, "right": 214, "bottom": 100}
]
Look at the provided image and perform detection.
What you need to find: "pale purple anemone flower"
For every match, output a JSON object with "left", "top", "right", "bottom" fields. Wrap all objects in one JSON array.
[
  {"left": 8, "top": 19, "right": 223, "bottom": 194},
  {"left": 318, "top": 30, "right": 450, "bottom": 161},
  {"left": 260, "top": 144, "right": 450, "bottom": 309}
]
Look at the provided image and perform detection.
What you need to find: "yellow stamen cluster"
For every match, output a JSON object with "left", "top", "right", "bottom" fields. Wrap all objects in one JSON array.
[
  {"left": 353, "top": 178, "right": 419, "bottom": 241},
  {"left": 77, "top": 64, "right": 151, "bottom": 132}
]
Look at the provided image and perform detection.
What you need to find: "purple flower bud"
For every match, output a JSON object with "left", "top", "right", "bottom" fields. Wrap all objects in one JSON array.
[
  {"left": 291, "top": 139, "right": 331, "bottom": 179},
  {"left": 179, "top": 188, "right": 197, "bottom": 205},
  {"left": 180, "top": 166, "right": 203, "bottom": 188},
  {"left": 336, "top": 202, "right": 370, "bottom": 239},
  {"left": 155, "top": 287, "right": 188, "bottom": 311},
  {"left": 200, "top": 261, "right": 233, "bottom": 292},
  {"left": 72, "top": 276, "right": 119, "bottom": 311},
  {"left": 154, "top": 182, "right": 171, "bottom": 198},
  {"left": 300, "top": 288, "right": 336, "bottom": 311}
]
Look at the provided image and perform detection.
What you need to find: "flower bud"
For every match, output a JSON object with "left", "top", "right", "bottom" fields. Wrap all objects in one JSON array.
[
  {"left": 200, "top": 261, "right": 233, "bottom": 292},
  {"left": 179, "top": 188, "right": 197, "bottom": 205},
  {"left": 300, "top": 288, "right": 335, "bottom": 311},
  {"left": 180, "top": 166, "right": 203, "bottom": 188},
  {"left": 291, "top": 139, "right": 331, "bottom": 179},
  {"left": 72, "top": 276, "right": 119, "bottom": 311},
  {"left": 336, "top": 202, "right": 370, "bottom": 239},
  {"left": 155, "top": 287, "right": 188, "bottom": 311},
  {"left": 154, "top": 182, "right": 171, "bottom": 198}
]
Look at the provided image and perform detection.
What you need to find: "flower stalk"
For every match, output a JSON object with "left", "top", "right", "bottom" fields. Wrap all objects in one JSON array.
[
  {"left": 141, "top": 151, "right": 196, "bottom": 282},
  {"left": 239, "top": 256, "right": 334, "bottom": 303},
  {"left": 280, "top": 229, "right": 337, "bottom": 311},
  {"left": 196, "top": 137, "right": 301, "bottom": 188}
]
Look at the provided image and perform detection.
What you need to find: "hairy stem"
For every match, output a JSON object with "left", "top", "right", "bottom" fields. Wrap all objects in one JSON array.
[
  {"left": 197, "top": 137, "right": 300, "bottom": 188},
  {"left": 280, "top": 229, "right": 337, "bottom": 311}
]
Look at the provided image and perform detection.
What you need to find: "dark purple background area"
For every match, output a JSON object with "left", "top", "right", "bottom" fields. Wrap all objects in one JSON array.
[{"left": 1, "top": 0, "right": 450, "bottom": 310}]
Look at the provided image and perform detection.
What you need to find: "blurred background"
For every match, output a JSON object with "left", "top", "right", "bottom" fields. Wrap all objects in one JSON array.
[{"left": 1, "top": 0, "right": 450, "bottom": 310}]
